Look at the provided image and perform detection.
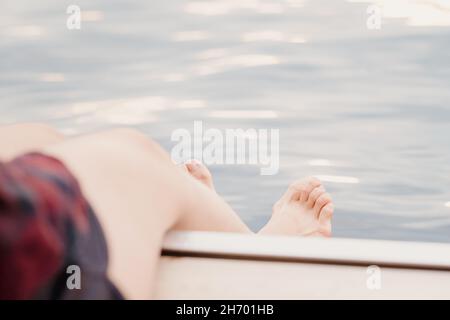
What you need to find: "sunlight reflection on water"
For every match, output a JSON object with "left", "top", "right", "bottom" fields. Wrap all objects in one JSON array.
[{"left": 0, "top": 0, "right": 449, "bottom": 242}]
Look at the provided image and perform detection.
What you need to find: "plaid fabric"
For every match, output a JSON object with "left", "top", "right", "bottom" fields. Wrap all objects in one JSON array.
[{"left": 0, "top": 153, "right": 122, "bottom": 299}]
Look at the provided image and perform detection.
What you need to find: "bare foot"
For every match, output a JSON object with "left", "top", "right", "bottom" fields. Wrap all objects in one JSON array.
[
  {"left": 181, "top": 160, "right": 215, "bottom": 191},
  {"left": 259, "top": 177, "right": 333, "bottom": 237}
]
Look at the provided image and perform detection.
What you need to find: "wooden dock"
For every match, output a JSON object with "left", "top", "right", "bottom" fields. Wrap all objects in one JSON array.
[{"left": 155, "top": 231, "right": 450, "bottom": 299}]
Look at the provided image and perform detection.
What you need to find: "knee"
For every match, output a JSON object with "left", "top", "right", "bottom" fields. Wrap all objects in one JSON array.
[
  {"left": 91, "top": 128, "right": 168, "bottom": 159},
  {"left": 0, "top": 123, "right": 65, "bottom": 161},
  {"left": 2, "top": 123, "right": 64, "bottom": 141}
]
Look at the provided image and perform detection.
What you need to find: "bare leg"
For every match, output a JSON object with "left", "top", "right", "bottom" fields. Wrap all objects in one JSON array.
[{"left": 179, "top": 160, "right": 334, "bottom": 237}]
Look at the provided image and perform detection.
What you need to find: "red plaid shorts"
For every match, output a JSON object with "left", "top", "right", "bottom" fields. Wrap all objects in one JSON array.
[{"left": 0, "top": 153, "right": 122, "bottom": 299}]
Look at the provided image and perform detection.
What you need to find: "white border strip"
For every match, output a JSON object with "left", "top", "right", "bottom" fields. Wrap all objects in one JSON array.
[{"left": 162, "top": 231, "right": 450, "bottom": 270}]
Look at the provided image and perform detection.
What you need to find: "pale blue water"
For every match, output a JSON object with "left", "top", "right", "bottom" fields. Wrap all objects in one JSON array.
[{"left": 1, "top": 0, "right": 450, "bottom": 242}]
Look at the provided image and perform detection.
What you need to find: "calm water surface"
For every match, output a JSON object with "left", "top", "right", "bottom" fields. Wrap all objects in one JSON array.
[{"left": 1, "top": 0, "right": 450, "bottom": 242}]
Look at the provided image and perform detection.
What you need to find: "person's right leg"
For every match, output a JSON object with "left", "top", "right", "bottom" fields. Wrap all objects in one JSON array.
[{"left": 41, "top": 128, "right": 252, "bottom": 299}]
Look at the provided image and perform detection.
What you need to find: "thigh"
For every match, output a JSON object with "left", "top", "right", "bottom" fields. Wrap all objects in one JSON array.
[{"left": 41, "top": 128, "right": 185, "bottom": 298}]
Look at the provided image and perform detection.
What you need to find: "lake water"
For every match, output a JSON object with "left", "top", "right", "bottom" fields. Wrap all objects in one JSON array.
[{"left": 1, "top": 0, "right": 450, "bottom": 242}]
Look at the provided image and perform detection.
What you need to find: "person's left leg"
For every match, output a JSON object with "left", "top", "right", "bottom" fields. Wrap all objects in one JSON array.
[{"left": 183, "top": 161, "right": 334, "bottom": 236}]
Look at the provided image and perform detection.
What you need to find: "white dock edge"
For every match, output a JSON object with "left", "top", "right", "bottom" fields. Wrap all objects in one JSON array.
[
  {"left": 155, "top": 232, "right": 450, "bottom": 299},
  {"left": 162, "top": 231, "right": 450, "bottom": 270}
]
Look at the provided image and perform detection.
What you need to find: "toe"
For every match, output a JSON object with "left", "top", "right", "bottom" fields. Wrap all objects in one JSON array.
[
  {"left": 306, "top": 185, "right": 325, "bottom": 208},
  {"left": 301, "top": 176, "right": 322, "bottom": 202},
  {"left": 186, "top": 160, "right": 210, "bottom": 179},
  {"left": 318, "top": 203, "right": 334, "bottom": 237},
  {"left": 314, "top": 193, "right": 332, "bottom": 217},
  {"left": 285, "top": 176, "right": 321, "bottom": 202},
  {"left": 285, "top": 180, "right": 307, "bottom": 202},
  {"left": 185, "top": 160, "right": 214, "bottom": 189},
  {"left": 319, "top": 203, "right": 334, "bottom": 222}
]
